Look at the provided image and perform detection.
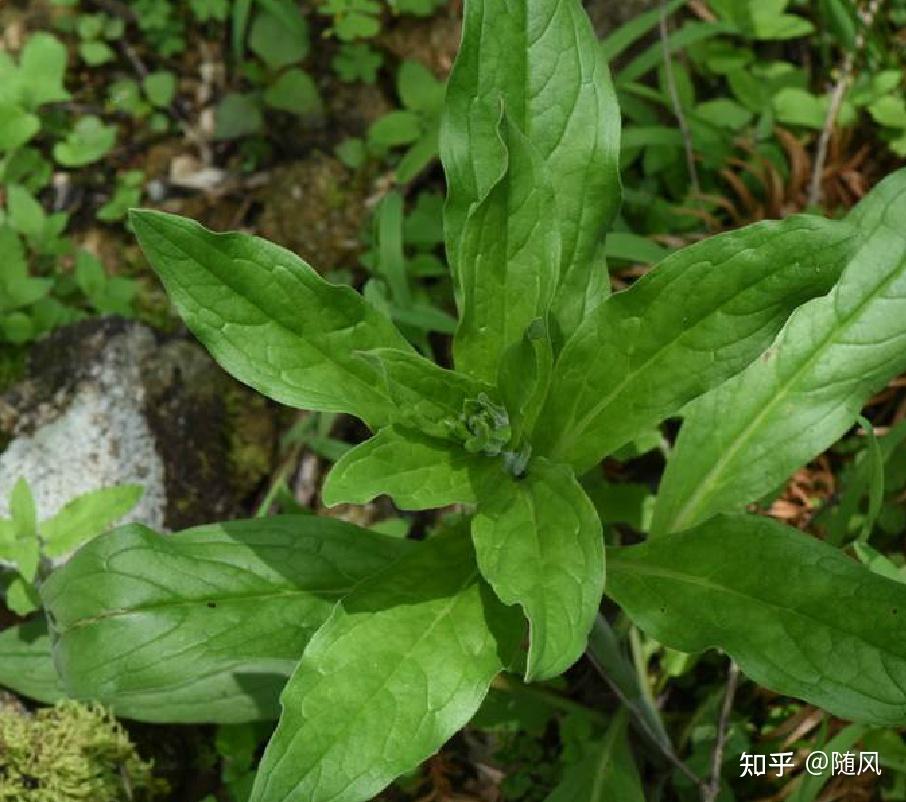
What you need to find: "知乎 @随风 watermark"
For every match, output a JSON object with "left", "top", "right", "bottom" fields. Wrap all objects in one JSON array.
[{"left": 740, "top": 751, "right": 882, "bottom": 778}]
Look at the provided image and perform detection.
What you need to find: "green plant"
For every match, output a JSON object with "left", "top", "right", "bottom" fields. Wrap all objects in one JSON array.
[
  {"left": 30, "top": 0, "right": 906, "bottom": 800},
  {"left": 98, "top": 170, "right": 146, "bottom": 222},
  {"left": 0, "top": 479, "right": 142, "bottom": 616},
  {"left": 198, "top": 722, "right": 274, "bottom": 802},
  {"left": 215, "top": 0, "right": 322, "bottom": 141},
  {"left": 0, "top": 223, "right": 138, "bottom": 344},
  {"left": 0, "top": 29, "right": 141, "bottom": 343},
  {"left": 331, "top": 42, "right": 383, "bottom": 83},
  {"left": 605, "top": 0, "right": 906, "bottom": 235},
  {"left": 359, "top": 189, "right": 456, "bottom": 350},
  {"left": 367, "top": 59, "right": 444, "bottom": 181}
]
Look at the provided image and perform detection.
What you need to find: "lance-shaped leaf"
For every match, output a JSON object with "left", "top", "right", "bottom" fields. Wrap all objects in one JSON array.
[
  {"left": 363, "top": 347, "right": 493, "bottom": 440},
  {"left": 130, "top": 210, "right": 413, "bottom": 429},
  {"left": 497, "top": 318, "right": 553, "bottom": 445},
  {"left": 453, "top": 117, "right": 560, "bottom": 382},
  {"left": 652, "top": 170, "right": 906, "bottom": 534},
  {"left": 249, "top": 526, "right": 522, "bottom": 802},
  {"left": 607, "top": 514, "right": 906, "bottom": 726},
  {"left": 323, "top": 426, "right": 484, "bottom": 510},
  {"left": 471, "top": 458, "right": 604, "bottom": 681},
  {"left": 536, "top": 215, "right": 858, "bottom": 473},
  {"left": 544, "top": 712, "right": 644, "bottom": 802},
  {"left": 441, "top": 0, "right": 621, "bottom": 341},
  {"left": 41, "top": 517, "right": 410, "bottom": 722},
  {"left": 41, "top": 483, "right": 143, "bottom": 559},
  {"left": 0, "top": 618, "right": 66, "bottom": 704}
]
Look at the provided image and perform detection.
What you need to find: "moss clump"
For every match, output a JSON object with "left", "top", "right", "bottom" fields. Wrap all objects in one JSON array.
[{"left": 0, "top": 700, "right": 166, "bottom": 802}]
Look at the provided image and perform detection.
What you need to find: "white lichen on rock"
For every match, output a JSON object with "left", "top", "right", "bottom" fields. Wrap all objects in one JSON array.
[{"left": 0, "top": 325, "right": 166, "bottom": 529}]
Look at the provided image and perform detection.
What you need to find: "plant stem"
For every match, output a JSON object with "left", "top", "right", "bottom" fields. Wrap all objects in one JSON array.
[
  {"left": 586, "top": 614, "right": 705, "bottom": 789},
  {"left": 703, "top": 659, "right": 740, "bottom": 802},
  {"left": 808, "top": 0, "right": 884, "bottom": 207},
  {"left": 659, "top": 0, "right": 701, "bottom": 198}
]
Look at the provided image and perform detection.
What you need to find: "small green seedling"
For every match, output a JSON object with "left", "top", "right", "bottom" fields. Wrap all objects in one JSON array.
[
  {"left": 0, "top": 479, "right": 143, "bottom": 615},
  {"left": 367, "top": 59, "right": 444, "bottom": 181},
  {"left": 215, "top": 1, "right": 321, "bottom": 140}
]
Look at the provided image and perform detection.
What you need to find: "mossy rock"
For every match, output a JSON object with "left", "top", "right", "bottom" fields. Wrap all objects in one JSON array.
[
  {"left": 0, "top": 699, "right": 166, "bottom": 801},
  {"left": 0, "top": 317, "right": 276, "bottom": 532},
  {"left": 255, "top": 153, "right": 370, "bottom": 273}
]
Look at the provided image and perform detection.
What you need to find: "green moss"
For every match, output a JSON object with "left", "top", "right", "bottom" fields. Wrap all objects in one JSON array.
[
  {"left": 224, "top": 384, "right": 274, "bottom": 494},
  {"left": 0, "top": 700, "right": 167, "bottom": 802}
]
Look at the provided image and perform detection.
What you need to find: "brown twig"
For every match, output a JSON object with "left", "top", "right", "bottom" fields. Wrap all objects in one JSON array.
[
  {"left": 659, "top": 0, "right": 701, "bottom": 199},
  {"left": 703, "top": 660, "right": 740, "bottom": 802},
  {"left": 808, "top": 0, "right": 885, "bottom": 207}
]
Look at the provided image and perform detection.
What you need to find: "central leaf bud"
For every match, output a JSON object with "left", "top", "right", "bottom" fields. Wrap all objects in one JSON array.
[{"left": 452, "top": 393, "right": 512, "bottom": 456}]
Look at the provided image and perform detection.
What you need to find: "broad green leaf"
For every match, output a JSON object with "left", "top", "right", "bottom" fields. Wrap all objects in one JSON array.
[
  {"left": 441, "top": 0, "right": 621, "bottom": 342},
  {"left": 80, "top": 40, "right": 115, "bottom": 66},
  {"left": 6, "top": 575, "right": 41, "bottom": 616},
  {"left": 368, "top": 110, "right": 423, "bottom": 148},
  {"left": 397, "top": 60, "right": 444, "bottom": 115},
  {"left": 263, "top": 69, "right": 322, "bottom": 116},
  {"left": 214, "top": 93, "right": 263, "bottom": 139},
  {"left": 607, "top": 514, "right": 906, "bottom": 726},
  {"left": 364, "top": 347, "right": 493, "bottom": 440},
  {"left": 652, "top": 170, "right": 906, "bottom": 535},
  {"left": 472, "top": 458, "right": 604, "bottom": 681},
  {"left": 0, "top": 103, "right": 40, "bottom": 150},
  {"left": 249, "top": 526, "right": 521, "bottom": 802},
  {"left": 40, "top": 484, "right": 144, "bottom": 558},
  {"left": 535, "top": 215, "right": 858, "bottom": 473},
  {"left": 6, "top": 184, "right": 45, "bottom": 240},
  {"left": 41, "top": 516, "right": 410, "bottom": 722},
  {"left": 53, "top": 116, "right": 117, "bottom": 166},
  {"left": 250, "top": 5, "right": 309, "bottom": 70},
  {"left": 323, "top": 426, "right": 482, "bottom": 510},
  {"left": 869, "top": 96, "right": 906, "bottom": 129},
  {"left": 497, "top": 318, "right": 553, "bottom": 445},
  {"left": 143, "top": 71, "right": 177, "bottom": 108},
  {"left": 454, "top": 116, "right": 560, "bottom": 382},
  {"left": 0, "top": 618, "right": 66, "bottom": 704},
  {"left": 0, "top": 311, "right": 34, "bottom": 343},
  {"left": 130, "top": 210, "right": 414, "bottom": 429},
  {"left": 18, "top": 33, "right": 71, "bottom": 107},
  {"left": 773, "top": 87, "right": 827, "bottom": 129},
  {"left": 544, "top": 712, "right": 644, "bottom": 802}
]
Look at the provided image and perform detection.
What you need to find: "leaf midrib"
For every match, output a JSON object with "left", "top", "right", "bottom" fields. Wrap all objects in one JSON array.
[
  {"left": 54, "top": 585, "right": 349, "bottom": 634},
  {"left": 669, "top": 225, "right": 906, "bottom": 533},
  {"left": 549, "top": 226, "right": 853, "bottom": 466},
  {"left": 264, "top": 567, "right": 483, "bottom": 802},
  {"left": 608, "top": 556, "right": 906, "bottom": 669},
  {"left": 140, "top": 213, "right": 400, "bottom": 422}
]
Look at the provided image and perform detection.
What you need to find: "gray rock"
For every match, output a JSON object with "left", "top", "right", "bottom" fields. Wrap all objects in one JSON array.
[{"left": 0, "top": 317, "right": 276, "bottom": 537}]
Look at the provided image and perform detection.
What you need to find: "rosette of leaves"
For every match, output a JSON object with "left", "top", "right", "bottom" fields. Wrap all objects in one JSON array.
[{"left": 34, "top": 0, "right": 906, "bottom": 799}]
